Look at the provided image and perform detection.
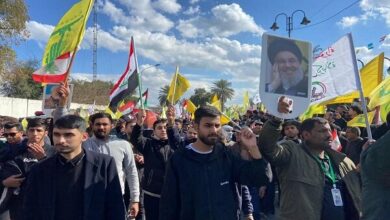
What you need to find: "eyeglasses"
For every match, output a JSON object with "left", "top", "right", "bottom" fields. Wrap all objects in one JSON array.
[{"left": 3, "top": 133, "right": 18, "bottom": 137}]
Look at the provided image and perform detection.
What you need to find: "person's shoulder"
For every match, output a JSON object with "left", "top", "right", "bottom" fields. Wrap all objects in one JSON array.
[{"left": 85, "top": 149, "right": 112, "bottom": 161}]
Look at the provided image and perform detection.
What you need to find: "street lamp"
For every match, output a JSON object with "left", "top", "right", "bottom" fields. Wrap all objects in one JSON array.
[
  {"left": 140, "top": 63, "right": 160, "bottom": 74},
  {"left": 270, "top": 10, "right": 310, "bottom": 38},
  {"left": 357, "top": 59, "right": 365, "bottom": 68}
]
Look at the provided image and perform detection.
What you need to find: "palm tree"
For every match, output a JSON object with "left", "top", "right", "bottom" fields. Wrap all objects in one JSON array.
[
  {"left": 210, "top": 79, "right": 234, "bottom": 111},
  {"left": 158, "top": 85, "right": 170, "bottom": 106}
]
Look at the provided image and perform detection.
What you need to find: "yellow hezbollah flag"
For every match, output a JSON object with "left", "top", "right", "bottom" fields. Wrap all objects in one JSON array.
[
  {"left": 105, "top": 106, "right": 117, "bottom": 119},
  {"left": 299, "top": 104, "right": 326, "bottom": 121},
  {"left": 211, "top": 100, "right": 222, "bottom": 111},
  {"left": 42, "top": 0, "right": 94, "bottom": 67},
  {"left": 167, "top": 66, "right": 191, "bottom": 104},
  {"left": 380, "top": 102, "right": 390, "bottom": 122},
  {"left": 221, "top": 114, "right": 231, "bottom": 125},
  {"left": 324, "top": 53, "right": 384, "bottom": 104},
  {"left": 211, "top": 94, "right": 219, "bottom": 104},
  {"left": 368, "top": 76, "right": 390, "bottom": 110},
  {"left": 186, "top": 99, "right": 197, "bottom": 114},
  {"left": 347, "top": 111, "right": 375, "bottom": 127}
]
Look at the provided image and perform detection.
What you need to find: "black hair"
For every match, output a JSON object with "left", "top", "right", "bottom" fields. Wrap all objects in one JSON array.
[
  {"left": 174, "top": 118, "right": 183, "bottom": 123},
  {"left": 89, "top": 112, "right": 113, "bottom": 124},
  {"left": 300, "top": 117, "right": 328, "bottom": 133},
  {"left": 346, "top": 126, "right": 361, "bottom": 136},
  {"left": 282, "top": 120, "right": 301, "bottom": 135},
  {"left": 153, "top": 119, "right": 167, "bottom": 129},
  {"left": 350, "top": 105, "right": 363, "bottom": 115},
  {"left": 27, "top": 118, "right": 47, "bottom": 130},
  {"left": 194, "top": 105, "right": 221, "bottom": 124},
  {"left": 4, "top": 122, "right": 23, "bottom": 131},
  {"left": 54, "top": 115, "right": 87, "bottom": 132},
  {"left": 268, "top": 38, "right": 303, "bottom": 65}
]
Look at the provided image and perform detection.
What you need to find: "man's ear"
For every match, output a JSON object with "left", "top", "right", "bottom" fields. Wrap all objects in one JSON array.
[
  {"left": 44, "top": 130, "right": 48, "bottom": 136},
  {"left": 81, "top": 132, "right": 89, "bottom": 141},
  {"left": 301, "top": 130, "right": 309, "bottom": 140}
]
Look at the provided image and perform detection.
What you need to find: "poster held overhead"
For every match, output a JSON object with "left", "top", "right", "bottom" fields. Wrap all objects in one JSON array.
[{"left": 260, "top": 33, "right": 312, "bottom": 119}]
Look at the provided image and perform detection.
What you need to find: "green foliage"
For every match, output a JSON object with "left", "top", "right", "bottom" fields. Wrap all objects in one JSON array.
[
  {"left": 0, "top": 59, "right": 42, "bottom": 99},
  {"left": 71, "top": 79, "right": 113, "bottom": 105},
  {"left": 189, "top": 88, "right": 213, "bottom": 106},
  {"left": 158, "top": 85, "right": 170, "bottom": 106},
  {"left": 0, "top": 0, "right": 29, "bottom": 74},
  {"left": 210, "top": 79, "right": 234, "bottom": 111}
]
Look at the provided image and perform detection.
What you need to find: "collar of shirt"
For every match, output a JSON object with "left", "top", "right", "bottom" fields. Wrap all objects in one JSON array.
[{"left": 57, "top": 150, "right": 85, "bottom": 167}]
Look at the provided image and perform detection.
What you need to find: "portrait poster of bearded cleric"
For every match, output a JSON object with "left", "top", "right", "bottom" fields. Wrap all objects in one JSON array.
[{"left": 260, "top": 34, "right": 312, "bottom": 119}]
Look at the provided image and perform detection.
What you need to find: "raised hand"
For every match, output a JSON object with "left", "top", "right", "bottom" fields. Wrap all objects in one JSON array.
[{"left": 136, "top": 110, "right": 146, "bottom": 126}]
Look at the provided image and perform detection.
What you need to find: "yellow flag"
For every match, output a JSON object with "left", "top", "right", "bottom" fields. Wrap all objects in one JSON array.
[
  {"left": 299, "top": 104, "right": 326, "bottom": 121},
  {"left": 105, "top": 107, "right": 117, "bottom": 119},
  {"left": 167, "top": 66, "right": 191, "bottom": 104},
  {"left": 347, "top": 111, "right": 375, "bottom": 127},
  {"left": 211, "top": 94, "right": 219, "bottom": 103},
  {"left": 186, "top": 99, "right": 197, "bottom": 114},
  {"left": 211, "top": 100, "right": 222, "bottom": 111},
  {"left": 42, "top": 0, "right": 94, "bottom": 67},
  {"left": 21, "top": 118, "right": 28, "bottom": 130},
  {"left": 221, "top": 114, "right": 231, "bottom": 125},
  {"left": 368, "top": 76, "right": 390, "bottom": 110},
  {"left": 380, "top": 102, "right": 390, "bottom": 122},
  {"left": 243, "top": 91, "right": 250, "bottom": 109},
  {"left": 324, "top": 53, "right": 384, "bottom": 104}
]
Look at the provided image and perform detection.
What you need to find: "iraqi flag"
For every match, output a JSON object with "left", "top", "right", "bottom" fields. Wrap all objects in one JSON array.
[
  {"left": 32, "top": 52, "right": 72, "bottom": 83},
  {"left": 109, "top": 37, "right": 139, "bottom": 111}
]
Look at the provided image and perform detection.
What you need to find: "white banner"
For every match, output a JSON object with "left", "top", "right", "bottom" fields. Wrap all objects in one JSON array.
[{"left": 311, "top": 33, "right": 359, "bottom": 104}]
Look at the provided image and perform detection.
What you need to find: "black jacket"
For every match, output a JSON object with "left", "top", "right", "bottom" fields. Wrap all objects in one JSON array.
[
  {"left": 130, "top": 124, "right": 180, "bottom": 195},
  {"left": 159, "top": 143, "right": 268, "bottom": 220},
  {"left": 22, "top": 150, "right": 126, "bottom": 220}
]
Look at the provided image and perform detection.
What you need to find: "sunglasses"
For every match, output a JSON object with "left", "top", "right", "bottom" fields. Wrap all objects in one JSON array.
[{"left": 3, "top": 133, "right": 18, "bottom": 137}]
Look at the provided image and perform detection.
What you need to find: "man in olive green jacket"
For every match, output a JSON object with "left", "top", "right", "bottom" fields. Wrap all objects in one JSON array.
[
  {"left": 361, "top": 130, "right": 390, "bottom": 220},
  {"left": 258, "top": 100, "right": 361, "bottom": 220}
]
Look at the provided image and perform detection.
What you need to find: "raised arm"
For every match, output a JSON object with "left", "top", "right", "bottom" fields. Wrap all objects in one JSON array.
[{"left": 130, "top": 111, "right": 148, "bottom": 154}]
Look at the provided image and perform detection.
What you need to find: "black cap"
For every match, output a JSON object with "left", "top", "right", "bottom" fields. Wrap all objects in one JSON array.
[{"left": 268, "top": 38, "right": 303, "bottom": 65}]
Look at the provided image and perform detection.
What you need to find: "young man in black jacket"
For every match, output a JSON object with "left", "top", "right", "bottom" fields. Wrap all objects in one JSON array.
[
  {"left": 130, "top": 106, "right": 181, "bottom": 220},
  {"left": 22, "top": 115, "right": 126, "bottom": 220},
  {"left": 159, "top": 105, "right": 268, "bottom": 220}
]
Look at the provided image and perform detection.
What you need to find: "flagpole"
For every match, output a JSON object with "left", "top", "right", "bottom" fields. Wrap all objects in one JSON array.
[
  {"left": 171, "top": 66, "right": 179, "bottom": 104},
  {"left": 64, "top": 0, "right": 94, "bottom": 86},
  {"left": 132, "top": 37, "right": 144, "bottom": 110},
  {"left": 349, "top": 33, "right": 372, "bottom": 140},
  {"left": 64, "top": 47, "right": 79, "bottom": 86}
]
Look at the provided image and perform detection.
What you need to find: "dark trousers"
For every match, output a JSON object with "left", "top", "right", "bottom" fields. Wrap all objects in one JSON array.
[{"left": 143, "top": 193, "right": 160, "bottom": 220}]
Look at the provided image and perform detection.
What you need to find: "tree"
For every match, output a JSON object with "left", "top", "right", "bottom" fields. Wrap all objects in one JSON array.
[
  {"left": 189, "top": 88, "right": 212, "bottom": 107},
  {"left": 158, "top": 85, "right": 170, "bottom": 106},
  {"left": 71, "top": 79, "right": 114, "bottom": 105},
  {"left": 0, "top": 0, "right": 29, "bottom": 74},
  {"left": 210, "top": 79, "right": 234, "bottom": 111},
  {"left": 0, "top": 59, "right": 42, "bottom": 99}
]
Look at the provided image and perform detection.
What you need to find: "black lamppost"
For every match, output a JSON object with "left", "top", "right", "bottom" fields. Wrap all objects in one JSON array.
[{"left": 270, "top": 10, "right": 311, "bottom": 38}]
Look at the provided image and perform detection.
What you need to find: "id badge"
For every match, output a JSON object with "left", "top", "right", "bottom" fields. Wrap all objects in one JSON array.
[{"left": 331, "top": 185, "right": 343, "bottom": 206}]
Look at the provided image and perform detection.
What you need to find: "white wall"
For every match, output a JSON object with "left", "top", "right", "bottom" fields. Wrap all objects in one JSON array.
[{"left": 0, "top": 96, "right": 105, "bottom": 118}]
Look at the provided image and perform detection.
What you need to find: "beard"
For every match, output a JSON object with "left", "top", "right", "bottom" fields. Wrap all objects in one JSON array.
[
  {"left": 94, "top": 129, "right": 108, "bottom": 139},
  {"left": 281, "top": 67, "right": 304, "bottom": 90},
  {"left": 198, "top": 133, "right": 218, "bottom": 146}
]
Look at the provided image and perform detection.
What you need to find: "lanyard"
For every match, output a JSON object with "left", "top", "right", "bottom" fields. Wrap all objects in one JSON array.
[{"left": 315, "top": 154, "right": 337, "bottom": 184}]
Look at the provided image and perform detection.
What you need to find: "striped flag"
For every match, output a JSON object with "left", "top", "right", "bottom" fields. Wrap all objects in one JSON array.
[
  {"left": 32, "top": 52, "right": 72, "bottom": 83},
  {"left": 109, "top": 37, "right": 139, "bottom": 111}
]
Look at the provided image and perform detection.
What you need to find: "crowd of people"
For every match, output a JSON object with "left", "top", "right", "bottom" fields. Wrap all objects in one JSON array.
[{"left": 0, "top": 83, "right": 389, "bottom": 220}]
